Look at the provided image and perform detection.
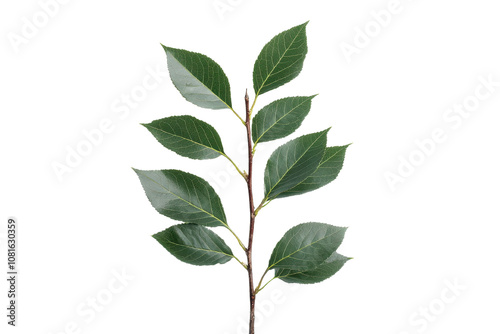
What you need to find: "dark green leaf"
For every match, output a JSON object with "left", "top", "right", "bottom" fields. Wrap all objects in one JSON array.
[
  {"left": 276, "top": 145, "right": 349, "bottom": 198},
  {"left": 252, "top": 96, "right": 316, "bottom": 145},
  {"left": 153, "top": 224, "right": 233, "bottom": 266},
  {"left": 142, "top": 115, "right": 225, "bottom": 160},
  {"left": 253, "top": 22, "right": 308, "bottom": 96},
  {"left": 264, "top": 129, "right": 329, "bottom": 200},
  {"left": 268, "top": 223, "right": 347, "bottom": 271},
  {"left": 163, "top": 46, "right": 232, "bottom": 110},
  {"left": 134, "top": 169, "right": 227, "bottom": 227},
  {"left": 275, "top": 252, "right": 350, "bottom": 284}
]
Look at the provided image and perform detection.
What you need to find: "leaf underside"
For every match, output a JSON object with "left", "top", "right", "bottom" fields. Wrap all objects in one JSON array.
[
  {"left": 163, "top": 46, "right": 232, "bottom": 110},
  {"left": 134, "top": 169, "right": 227, "bottom": 227}
]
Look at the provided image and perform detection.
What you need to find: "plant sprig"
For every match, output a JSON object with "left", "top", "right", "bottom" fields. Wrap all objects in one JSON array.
[{"left": 134, "top": 22, "right": 351, "bottom": 334}]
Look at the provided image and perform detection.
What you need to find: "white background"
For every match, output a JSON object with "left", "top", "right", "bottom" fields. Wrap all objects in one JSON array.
[{"left": 1, "top": 0, "right": 500, "bottom": 333}]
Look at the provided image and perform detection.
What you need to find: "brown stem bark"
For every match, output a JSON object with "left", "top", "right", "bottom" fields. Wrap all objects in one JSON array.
[{"left": 244, "top": 90, "right": 256, "bottom": 334}]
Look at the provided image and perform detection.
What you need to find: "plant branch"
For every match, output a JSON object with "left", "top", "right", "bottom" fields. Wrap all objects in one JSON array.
[{"left": 245, "top": 90, "right": 257, "bottom": 334}]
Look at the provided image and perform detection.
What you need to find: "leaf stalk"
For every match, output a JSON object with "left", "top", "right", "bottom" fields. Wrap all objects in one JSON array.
[
  {"left": 256, "top": 277, "right": 277, "bottom": 295},
  {"left": 221, "top": 153, "right": 247, "bottom": 180},
  {"left": 230, "top": 106, "right": 247, "bottom": 125}
]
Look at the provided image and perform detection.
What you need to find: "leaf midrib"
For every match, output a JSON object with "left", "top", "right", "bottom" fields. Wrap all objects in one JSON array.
[{"left": 318, "top": 146, "right": 347, "bottom": 168}]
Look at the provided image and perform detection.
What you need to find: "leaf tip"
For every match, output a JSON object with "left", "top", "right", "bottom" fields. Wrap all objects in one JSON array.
[
  {"left": 160, "top": 43, "right": 169, "bottom": 51},
  {"left": 161, "top": 44, "right": 177, "bottom": 55},
  {"left": 322, "top": 127, "right": 332, "bottom": 135},
  {"left": 139, "top": 122, "right": 151, "bottom": 129},
  {"left": 131, "top": 167, "right": 143, "bottom": 175}
]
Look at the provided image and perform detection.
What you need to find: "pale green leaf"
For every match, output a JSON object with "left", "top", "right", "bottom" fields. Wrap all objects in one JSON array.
[
  {"left": 134, "top": 169, "right": 227, "bottom": 227},
  {"left": 163, "top": 46, "right": 232, "bottom": 109}
]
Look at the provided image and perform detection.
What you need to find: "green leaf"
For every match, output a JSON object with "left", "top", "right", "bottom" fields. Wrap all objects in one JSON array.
[
  {"left": 253, "top": 22, "right": 308, "bottom": 96},
  {"left": 142, "top": 115, "right": 225, "bottom": 160},
  {"left": 275, "top": 252, "right": 350, "bottom": 284},
  {"left": 276, "top": 145, "right": 349, "bottom": 198},
  {"left": 252, "top": 96, "right": 316, "bottom": 145},
  {"left": 268, "top": 223, "right": 347, "bottom": 271},
  {"left": 163, "top": 46, "right": 232, "bottom": 110},
  {"left": 264, "top": 129, "right": 329, "bottom": 200},
  {"left": 134, "top": 169, "right": 227, "bottom": 227},
  {"left": 153, "top": 224, "right": 234, "bottom": 266}
]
